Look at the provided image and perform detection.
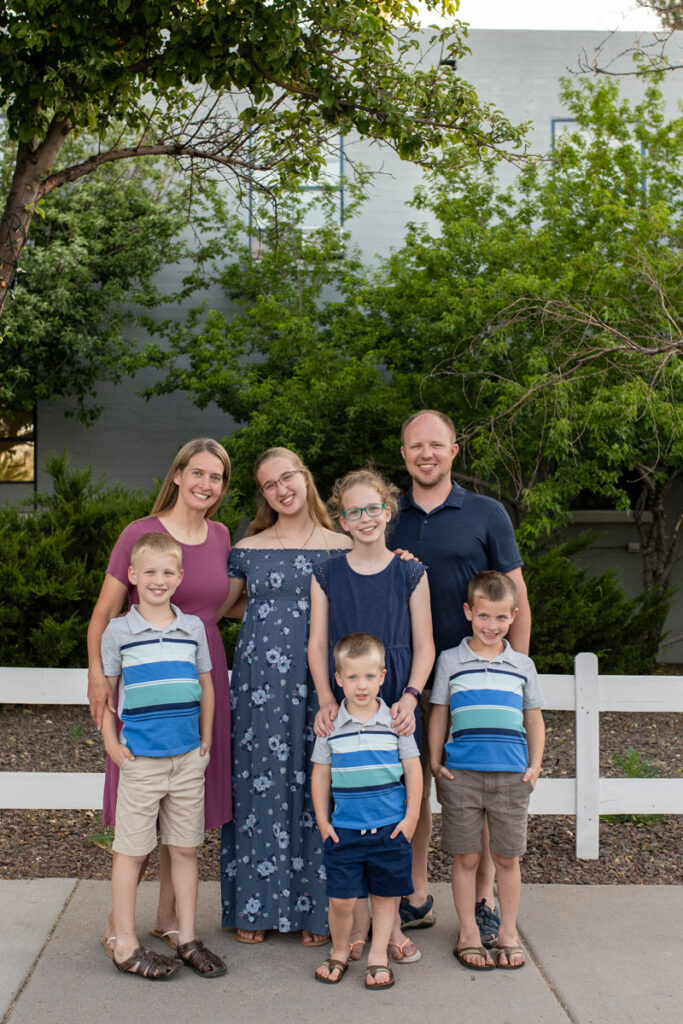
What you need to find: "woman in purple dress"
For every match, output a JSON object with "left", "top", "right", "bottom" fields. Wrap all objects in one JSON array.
[{"left": 87, "top": 438, "right": 233, "bottom": 955}]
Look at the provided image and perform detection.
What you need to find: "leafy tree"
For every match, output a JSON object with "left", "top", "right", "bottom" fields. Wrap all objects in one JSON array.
[
  {"left": 142, "top": 188, "right": 414, "bottom": 511},
  {"left": 645, "top": 1, "right": 683, "bottom": 30},
  {"left": 360, "top": 78, "right": 683, "bottom": 605},
  {"left": 583, "top": 3, "right": 683, "bottom": 76},
  {"left": 0, "top": 121, "right": 216, "bottom": 422},
  {"left": 0, "top": 1, "right": 524, "bottom": 315},
  {"left": 150, "top": 77, "right": 681, "bottom": 639}
]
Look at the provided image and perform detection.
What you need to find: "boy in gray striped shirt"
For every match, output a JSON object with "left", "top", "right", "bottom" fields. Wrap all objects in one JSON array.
[{"left": 430, "top": 571, "right": 544, "bottom": 972}]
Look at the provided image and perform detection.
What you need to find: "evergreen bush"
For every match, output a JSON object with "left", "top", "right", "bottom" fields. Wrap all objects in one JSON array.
[
  {"left": 0, "top": 460, "right": 670, "bottom": 674},
  {"left": 525, "top": 535, "right": 671, "bottom": 674},
  {"left": 0, "top": 453, "right": 243, "bottom": 669},
  {"left": 0, "top": 454, "right": 152, "bottom": 666}
]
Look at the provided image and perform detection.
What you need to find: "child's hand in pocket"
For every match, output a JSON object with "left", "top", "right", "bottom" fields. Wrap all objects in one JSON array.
[
  {"left": 109, "top": 743, "right": 134, "bottom": 769},
  {"left": 391, "top": 817, "right": 417, "bottom": 842}
]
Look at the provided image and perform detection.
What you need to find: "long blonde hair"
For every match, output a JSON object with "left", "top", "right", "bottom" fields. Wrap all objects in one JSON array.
[
  {"left": 248, "top": 447, "right": 334, "bottom": 536},
  {"left": 151, "top": 438, "right": 231, "bottom": 519}
]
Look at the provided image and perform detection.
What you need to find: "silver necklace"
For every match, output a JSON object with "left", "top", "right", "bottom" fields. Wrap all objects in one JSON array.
[{"left": 273, "top": 520, "right": 317, "bottom": 550}]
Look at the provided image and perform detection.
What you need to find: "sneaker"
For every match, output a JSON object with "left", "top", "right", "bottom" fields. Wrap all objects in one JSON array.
[
  {"left": 399, "top": 894, "right": 436, "bottom": 930},
  {"left": 475, "top": 898, "right": 500, "bottom": 948}
]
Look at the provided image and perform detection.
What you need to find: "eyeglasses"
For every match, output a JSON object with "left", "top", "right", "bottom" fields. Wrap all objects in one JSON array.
[
  {"left": 341, "top": 503, "right": 387, "bottom": 521},
  {"left": 260, "top": 469, "right": 303, "bottom": 495}
]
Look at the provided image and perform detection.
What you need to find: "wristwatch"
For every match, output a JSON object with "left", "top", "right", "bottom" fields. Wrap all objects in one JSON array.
[{"left": 403, "top": 686, "right": 421, "bottom": 702}]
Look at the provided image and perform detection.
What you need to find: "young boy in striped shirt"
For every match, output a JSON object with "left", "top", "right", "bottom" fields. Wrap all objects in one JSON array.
[
  {"left": 311, "top": 633, "right": 422, "bottom": 991},
  {"left": 100, "top": 532, "right": 225, "bottom": 980},
  {"left": 429, "top": 571, "right": 545, "bottom": 972}
]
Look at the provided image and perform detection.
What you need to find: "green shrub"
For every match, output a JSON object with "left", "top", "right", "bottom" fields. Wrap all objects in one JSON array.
[
  {"left": 525, "top": 535, "right": 671, "bottom": 674},
  {"left": 0, "top": 452, "right": 245, "bottom": 668},
  {"left": 0, "top": 453, "right": 153, "bottom": 666},
  {"left": 0, "top": 461, "right": 671, "bottom": 675}
]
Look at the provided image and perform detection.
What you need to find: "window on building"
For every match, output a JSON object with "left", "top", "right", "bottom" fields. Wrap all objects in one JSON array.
[
  {"left": 299, "top": 142, "right": 345, "bottom": 233},
  {"left": 0, "top": 413, "right": 35, "bottom": 483},
  {"left": 249, "top": 138, "right": 345, "bottom": 258},
  {"left": 551, "top": 117, "right": 591, "bottom": 150}
]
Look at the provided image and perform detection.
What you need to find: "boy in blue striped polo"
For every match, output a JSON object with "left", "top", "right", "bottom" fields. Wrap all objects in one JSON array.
[
  {"left": 429, "top": 571, "right": 544, "bottom": 972},
  {"left": 100, "top": 532, "right": 225, "bottom": 981},
  {"left": 311, "top": 633, "right": 422, "bottom": 991}
]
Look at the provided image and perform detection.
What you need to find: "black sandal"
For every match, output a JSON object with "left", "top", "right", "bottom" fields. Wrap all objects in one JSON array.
[
  {"left": 113, "top": 945, "right": 182, "bottom": 980},
  {"left": 177, "top": 938, "right": 227, "bottom": 978}
]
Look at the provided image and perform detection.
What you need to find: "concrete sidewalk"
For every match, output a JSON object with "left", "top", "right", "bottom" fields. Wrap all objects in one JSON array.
[{"left": 1, "top": 880, "right": 680, "bottom": 1024}]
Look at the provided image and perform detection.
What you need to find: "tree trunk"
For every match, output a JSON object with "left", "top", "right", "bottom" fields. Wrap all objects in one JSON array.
[
  {"left": 0, "top": 118, "right": 70, "bottom": 317},
  {"left": 633, "top": 468, "right": 682, "bottom": 594}
]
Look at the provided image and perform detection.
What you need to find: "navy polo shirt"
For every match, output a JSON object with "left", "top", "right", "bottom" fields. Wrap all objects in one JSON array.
[{"left": 388, "top": 482, "right": 522, "bottom": 663}]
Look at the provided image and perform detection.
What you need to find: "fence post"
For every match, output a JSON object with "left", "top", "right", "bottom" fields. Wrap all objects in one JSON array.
[{"left": 574, "top": 652, "right": 600, "bottom": 858}]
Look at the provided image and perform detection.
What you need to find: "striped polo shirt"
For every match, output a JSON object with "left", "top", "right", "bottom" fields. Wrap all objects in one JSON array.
[
  {"left": 312, "top": 698, "right": 419, "bottom": 830},
  {"left": 431, "top": 638, "right": 543, "bottom": 773},
  {"left": 101, "top": 604, "right": 212, "bottom": 758}
]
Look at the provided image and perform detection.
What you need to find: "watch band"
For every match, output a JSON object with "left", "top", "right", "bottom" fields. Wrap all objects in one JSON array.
[{"left": 403, "top": 686, "right": 421, "bottom": 702}]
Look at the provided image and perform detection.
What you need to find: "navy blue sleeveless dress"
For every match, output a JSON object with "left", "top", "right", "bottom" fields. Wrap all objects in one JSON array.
[{"left": 312, "top": 554, "right": 426, "bottom": 745}]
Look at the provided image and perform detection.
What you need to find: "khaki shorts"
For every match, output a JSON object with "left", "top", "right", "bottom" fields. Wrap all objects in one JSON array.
[
  {"left": 436, "top": 769, "right": 532, "bottom": 859},
  {"left": 113, "top": 747, "right": 208, "bottom": 857}
]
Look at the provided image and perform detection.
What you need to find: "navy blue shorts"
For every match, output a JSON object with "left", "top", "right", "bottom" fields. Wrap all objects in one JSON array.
[{"left": 323, "top": 823, "right": 414, "bottom": 899}]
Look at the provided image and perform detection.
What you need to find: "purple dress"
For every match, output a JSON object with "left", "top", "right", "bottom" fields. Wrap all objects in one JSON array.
[
  {"left": 312, "top": 553, "right": 426, "bottom": 745},
  {"left": 101, "top": 516, "right": 232, "bottom": 829}
]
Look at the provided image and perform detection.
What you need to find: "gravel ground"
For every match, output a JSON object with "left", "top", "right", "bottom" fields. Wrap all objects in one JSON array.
[{"left": 0, "top": 704, "right": 680, "bottom": 884}]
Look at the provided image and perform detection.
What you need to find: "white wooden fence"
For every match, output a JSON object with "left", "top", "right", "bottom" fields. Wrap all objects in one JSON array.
[{"left": 1, "top": 654, "right": 681, "bottom": 858}]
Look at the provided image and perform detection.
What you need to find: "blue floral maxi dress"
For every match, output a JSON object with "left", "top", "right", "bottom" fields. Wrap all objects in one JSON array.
[{"left": 220, "top": 546, "right": 346, "bottom": 935}]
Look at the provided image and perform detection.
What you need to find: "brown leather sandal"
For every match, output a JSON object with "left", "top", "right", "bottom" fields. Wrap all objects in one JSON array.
[
  {"left": 365, "top": 964, "right": 395, "bottom": 990},
  {"left": 113, "top": 945, "right": 182, "bottom": 980},
  {"left": 177, "top": 938, "right": 227, "bottom": 978},
  {"left": 315, "top": 957, "right": 349, "bottom": 985}
]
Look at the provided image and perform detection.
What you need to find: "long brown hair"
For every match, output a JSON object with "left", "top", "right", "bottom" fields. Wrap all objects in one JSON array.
[
  {"left": 248, "top": 447, "right": 334, "bottom": 536},
  {"left": 151, "top": 438, "right": 231, "bottom": 519}
]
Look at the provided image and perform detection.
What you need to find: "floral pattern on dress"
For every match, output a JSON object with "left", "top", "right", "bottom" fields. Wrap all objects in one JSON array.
[{"left": 220, "top": 545, "right": 346, "bottom": 934}]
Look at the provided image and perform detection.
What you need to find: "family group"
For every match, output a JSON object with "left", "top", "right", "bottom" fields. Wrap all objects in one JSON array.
[{"left": 87, "top": 410, "right": 544, "bottom": 988}]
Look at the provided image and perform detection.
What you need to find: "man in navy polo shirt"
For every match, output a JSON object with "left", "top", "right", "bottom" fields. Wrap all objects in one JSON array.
[{"left": 389, "top": 410, "right": 531, "bottom": 940}]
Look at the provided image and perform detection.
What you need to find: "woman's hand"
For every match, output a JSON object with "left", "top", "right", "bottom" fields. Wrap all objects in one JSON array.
[
  {"left": 87, "top": 573, "right": 127, "bottom": 729},
  {"left": 314, "top": 699, "right": 339, "bottom": 738},
  {"left": 390, "top": 694, "right": 418, "bottom": 736},
  {"left": 87, "top": 666, "right": 116, "bottom": 732}
]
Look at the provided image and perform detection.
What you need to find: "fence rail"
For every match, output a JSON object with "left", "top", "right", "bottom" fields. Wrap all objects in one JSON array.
[{"left": 1, "top": 654, "right": 681, "bottom": 858}]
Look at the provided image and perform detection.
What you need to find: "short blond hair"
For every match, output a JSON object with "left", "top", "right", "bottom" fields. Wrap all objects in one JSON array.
[
  {"left": 130, "top": 532, "right": 182, "bottom": 570},
  {"left": 467, "top": 571, "right": 517, "bottom": 610},
  {"left": 333, "top": 632, "right": 386, "bottom": 672}
]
